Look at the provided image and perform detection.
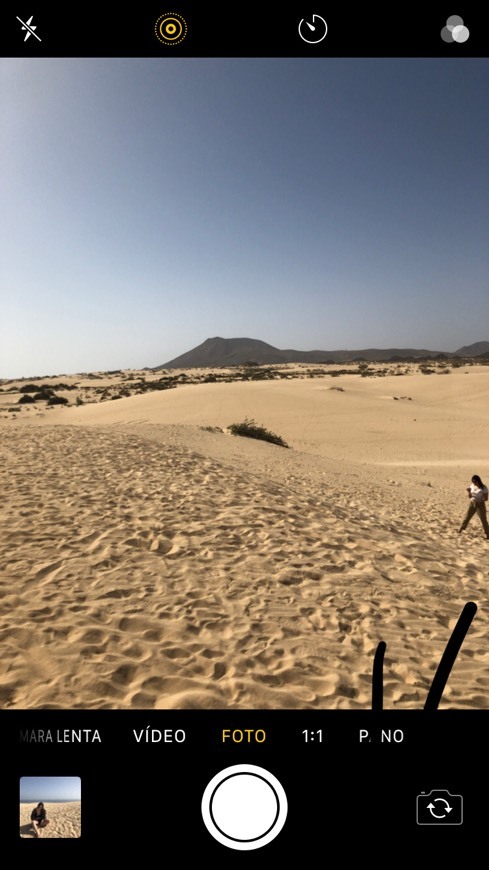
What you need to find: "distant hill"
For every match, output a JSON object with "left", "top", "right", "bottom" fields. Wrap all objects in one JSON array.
[
  {"left": 454, "top": 341, "right": 489, "bottom": 357},
  {"left": 154, "top": 337, "right": 489, "bottom": 369}
]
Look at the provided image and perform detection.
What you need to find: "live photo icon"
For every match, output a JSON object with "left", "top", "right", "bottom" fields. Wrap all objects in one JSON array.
[{"left": 416, "top": 790, "right": 463, "bottom": 825}]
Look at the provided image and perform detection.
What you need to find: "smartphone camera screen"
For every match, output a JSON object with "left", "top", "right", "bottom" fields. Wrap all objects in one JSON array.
[{"left": 1, "top": 5, "right": 488, "bottom": 856}]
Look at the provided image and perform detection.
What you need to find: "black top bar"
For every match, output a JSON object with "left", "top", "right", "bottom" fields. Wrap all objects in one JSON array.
[{"left": 1, "top": 6, "right": 488, "bottom": 58}]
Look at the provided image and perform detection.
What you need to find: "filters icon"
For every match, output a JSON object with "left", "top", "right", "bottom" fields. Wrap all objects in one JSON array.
[{"left": 441, "top": 15, "right": 469, "bottom": 43}]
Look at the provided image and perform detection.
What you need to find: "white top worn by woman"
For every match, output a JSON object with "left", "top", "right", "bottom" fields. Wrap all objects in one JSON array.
[{"left": 469, "top": 483, "right": 489, "bottom": 505}]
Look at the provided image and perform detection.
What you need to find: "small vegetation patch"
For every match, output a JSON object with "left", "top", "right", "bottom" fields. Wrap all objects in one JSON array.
[
  {"left": 33, "top": 389, "right": 55, "bottom": 401},
  {"left": 228, "top": 418, "right": 289, "bottom": 448},
  {"left": 19, "top": 384, "right": 42, "bottom": 393},
  {"left": 47, "top": 395, "right": 69, "bottom": 405}
]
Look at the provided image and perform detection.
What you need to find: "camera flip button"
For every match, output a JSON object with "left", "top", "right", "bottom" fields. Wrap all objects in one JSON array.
[{"left": 416, "top": 789, "right": 463, "bottom": 825}]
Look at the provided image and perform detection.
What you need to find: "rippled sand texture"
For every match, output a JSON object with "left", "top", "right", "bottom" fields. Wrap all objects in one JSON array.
[
  {"left": 19, "top": 802, "right": 81, "bottom": 838},
  {"left": 1, "top": 365, "right": 488, "bottom": 709}
]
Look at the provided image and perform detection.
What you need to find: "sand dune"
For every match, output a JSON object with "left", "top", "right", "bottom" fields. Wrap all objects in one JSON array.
[{"left": 1, "top": 364, "right": 488, "bottom": 709}]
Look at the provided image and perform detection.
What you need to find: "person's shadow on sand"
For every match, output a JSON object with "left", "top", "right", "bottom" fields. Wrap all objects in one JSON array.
[{"left": 19, "top": 823, "right": 38, "bottom": 838}]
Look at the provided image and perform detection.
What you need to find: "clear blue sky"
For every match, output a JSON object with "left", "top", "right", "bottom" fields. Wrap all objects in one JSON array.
[
  {"left": 20, "top": 776, "right": 81, "bottom": 802},
  {"left": 1, "top": 58, "right": 488, "bottom": 377}
]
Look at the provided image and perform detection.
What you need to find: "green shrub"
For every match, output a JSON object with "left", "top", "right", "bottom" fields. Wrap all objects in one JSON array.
[
  {"left": 47, "top": 395, "right": 69, "bottom": 405},
  {"left": 228, "top": 418, "right": 289, "bottom": 448},
  {"left": 19, "top": 383, "right": 42, "bottom": 393},
  {"left": 33, "top": 390, "right": 54, "bottom": 400}
]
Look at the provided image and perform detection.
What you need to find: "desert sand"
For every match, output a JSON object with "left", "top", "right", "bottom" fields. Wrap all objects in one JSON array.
[
  {"left": 19, "top": 801, "right": 81, "bottom": 838},
  {"left": 1, "top": 361, "right": 488, "bottom": 709}
]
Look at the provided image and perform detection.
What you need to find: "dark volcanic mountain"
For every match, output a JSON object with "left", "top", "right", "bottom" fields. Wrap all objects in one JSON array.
[
  {"left": 153, "top": 336, "right": 489, "bottom": 369},
  {"left": 156, "top": 337, "right": 290, "bottom": 369},
  {"left": 454, "top": 341, "right": 489, "bottom": 357}
]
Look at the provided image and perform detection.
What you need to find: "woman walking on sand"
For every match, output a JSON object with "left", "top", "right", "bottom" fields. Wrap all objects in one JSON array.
[{"left": 459, "top": 475, "right": 489, "bottom": 539}]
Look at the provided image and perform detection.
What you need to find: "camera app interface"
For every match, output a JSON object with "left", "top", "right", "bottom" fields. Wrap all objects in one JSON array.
[{"left": 1, "top": 6, "right": 488, "bottom": 855}]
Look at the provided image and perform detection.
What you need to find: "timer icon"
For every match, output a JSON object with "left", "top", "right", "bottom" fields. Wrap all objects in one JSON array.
[{"left": 298, "top": 14, "right": 328, "bottom": 44}]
